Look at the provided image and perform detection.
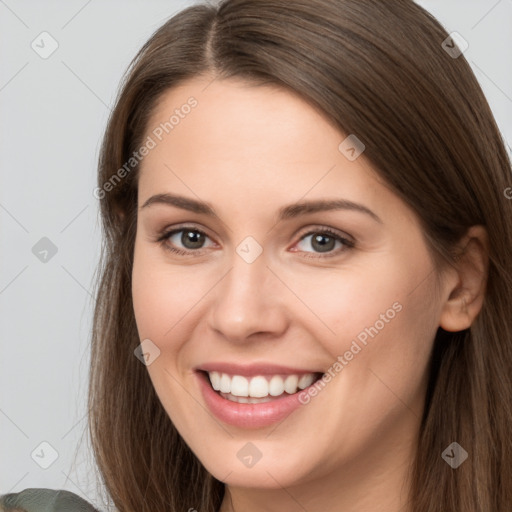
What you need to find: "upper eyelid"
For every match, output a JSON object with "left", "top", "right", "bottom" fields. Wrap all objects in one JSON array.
[{"left": 161, "top": 224, "right": 215, "bottom": 242}]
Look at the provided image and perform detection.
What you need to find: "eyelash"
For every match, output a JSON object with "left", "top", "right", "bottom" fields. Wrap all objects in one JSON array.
[{"left": 156, "top": 225, "right": 355, "bottom": 259}]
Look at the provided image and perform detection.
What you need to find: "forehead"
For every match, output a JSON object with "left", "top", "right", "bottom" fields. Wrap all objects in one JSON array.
[
  {"left": 144, "top": 76, "right": 342, "bottom": 157},
  {"left": 136, "top": 77, "right": 404, "bottom": 226}
]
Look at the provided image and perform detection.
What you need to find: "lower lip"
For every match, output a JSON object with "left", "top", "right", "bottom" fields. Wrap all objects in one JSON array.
[{"left": 196, "top": 371, "right": 310, "bottom": 429}]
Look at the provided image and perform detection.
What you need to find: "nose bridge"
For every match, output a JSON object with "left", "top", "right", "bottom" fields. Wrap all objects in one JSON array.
[{"left": 209, "top": 243, "right": 286, "bottom": 340}]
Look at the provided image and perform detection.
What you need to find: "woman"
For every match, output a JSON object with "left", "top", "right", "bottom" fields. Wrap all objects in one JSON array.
[{"left": 3, "top": 0, "right": 511, "bottom": 510}]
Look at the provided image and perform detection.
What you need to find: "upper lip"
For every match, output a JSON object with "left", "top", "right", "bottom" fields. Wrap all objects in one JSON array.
[{"left": 195, "top": 362, "right": 324, "bottom": 377}]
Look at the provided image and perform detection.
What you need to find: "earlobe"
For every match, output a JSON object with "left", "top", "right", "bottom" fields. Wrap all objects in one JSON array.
[
  {"left": 438, "top": 225, "right": 489, "bottom": 333},
  {"left": 439, "top": 290, "right": 477, "bottom": 333}
]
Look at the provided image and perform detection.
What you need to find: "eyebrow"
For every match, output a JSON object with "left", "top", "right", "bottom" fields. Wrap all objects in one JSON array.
[{"left": 140, "top": 193, "right": 383, "bottom": 224}]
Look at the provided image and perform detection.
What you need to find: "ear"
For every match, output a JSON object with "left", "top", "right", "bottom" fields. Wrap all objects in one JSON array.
[
  {"left": 439, "top": 225, "right": 489, "bottom": 332},
  {"left": 112, "top": 202, "right": 126, "bottom": 223}
]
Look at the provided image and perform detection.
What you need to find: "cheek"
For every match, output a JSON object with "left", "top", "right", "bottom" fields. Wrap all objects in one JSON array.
[
  {"left": 131, "top": 244, "right": 210, "bottom": 342},
  {"left": 131, "top": 244, "right": 208, "bottom": 434},
  {"left": 299, "top": 250, "right": 438, "bottom": 394},
  {"left": 285, "top": 260, "right": 410, "bottom": 349},
  {"left": 288, "top": 267, "right": 437, "bottom": 464}
]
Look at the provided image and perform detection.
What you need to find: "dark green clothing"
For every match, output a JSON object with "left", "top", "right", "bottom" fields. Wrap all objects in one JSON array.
[{"left": 0, "top": 488, "right": 100, "bottom": 512}]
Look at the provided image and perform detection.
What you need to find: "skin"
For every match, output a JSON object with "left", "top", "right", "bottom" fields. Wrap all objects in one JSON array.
[{"left": 131, "top": 76, "right": 488, "bottom": 512}]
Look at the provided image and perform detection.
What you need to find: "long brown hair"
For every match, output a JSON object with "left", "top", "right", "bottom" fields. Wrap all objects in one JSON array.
[{"left": 87, "top": 0, "right": 512, "bottom": 510}]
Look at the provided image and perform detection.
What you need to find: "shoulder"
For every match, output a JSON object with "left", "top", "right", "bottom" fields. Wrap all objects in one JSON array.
[{"left": 0, "top": 488, "right": 100, "bottom": 512}]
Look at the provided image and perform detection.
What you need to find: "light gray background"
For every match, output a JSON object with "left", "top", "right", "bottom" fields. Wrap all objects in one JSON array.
[{"left": 1, "top": 0, "right": 511, "bottom": 509}]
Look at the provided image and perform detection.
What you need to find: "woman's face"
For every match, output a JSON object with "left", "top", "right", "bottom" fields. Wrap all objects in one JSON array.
[{"left": 132, "top": 76, "right": 444, "bottom": 491}]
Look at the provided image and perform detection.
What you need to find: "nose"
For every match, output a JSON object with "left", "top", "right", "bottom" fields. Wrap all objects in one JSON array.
[{"left": 207, "top": 247, "right": 289, "bottom": 343}]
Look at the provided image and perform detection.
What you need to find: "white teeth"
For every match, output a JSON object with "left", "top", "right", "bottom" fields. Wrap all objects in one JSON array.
[
  {"left": 209, "top": 371, "right": 221, "bottom": 391},
  {"left": 284, "top": 375, "right": 299, "bottom": 394},
  {"left": 219, "top": 373, "right": 231, "bottom": 393},
  {"left": 220, "top": 393, "right": 274, "bottom": 404},
  {"left": 230, "top": 375, "right": 249, "bottom": 397},
  {"left": 249, "top": 376, "right": 268, "bottom": 397},
  {"left": 269, "top": 375, "right": 285, "bottom": 396},
  {"left": 298, "top": 374, "right": 315, "bottom": 389},
  {"left": 207, "top": 371, "right": 319, "bottom": 398}
]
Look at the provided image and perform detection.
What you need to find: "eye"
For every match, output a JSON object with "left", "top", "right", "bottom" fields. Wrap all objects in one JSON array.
[
  {"left": 292, "top": 227, "right": 355, "bottom": 258},
  {"left": 157, "top": 226, "right": 215, "bottom": 256},
  {"left": 156, "top": 225, "right": 355, "bottom": 258}
]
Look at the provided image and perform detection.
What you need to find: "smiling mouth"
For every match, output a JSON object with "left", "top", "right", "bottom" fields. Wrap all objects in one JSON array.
[{"left": 200, "top": 370, "right": 324, "bottom": 403}]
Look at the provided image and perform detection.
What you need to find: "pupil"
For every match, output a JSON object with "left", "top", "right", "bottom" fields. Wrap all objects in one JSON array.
[
  {"left": 183, "top": 230, "right": 204, "bottom": 249},
  {"left": 313, "top": 233, "right": 334, "bottom": 253}
]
